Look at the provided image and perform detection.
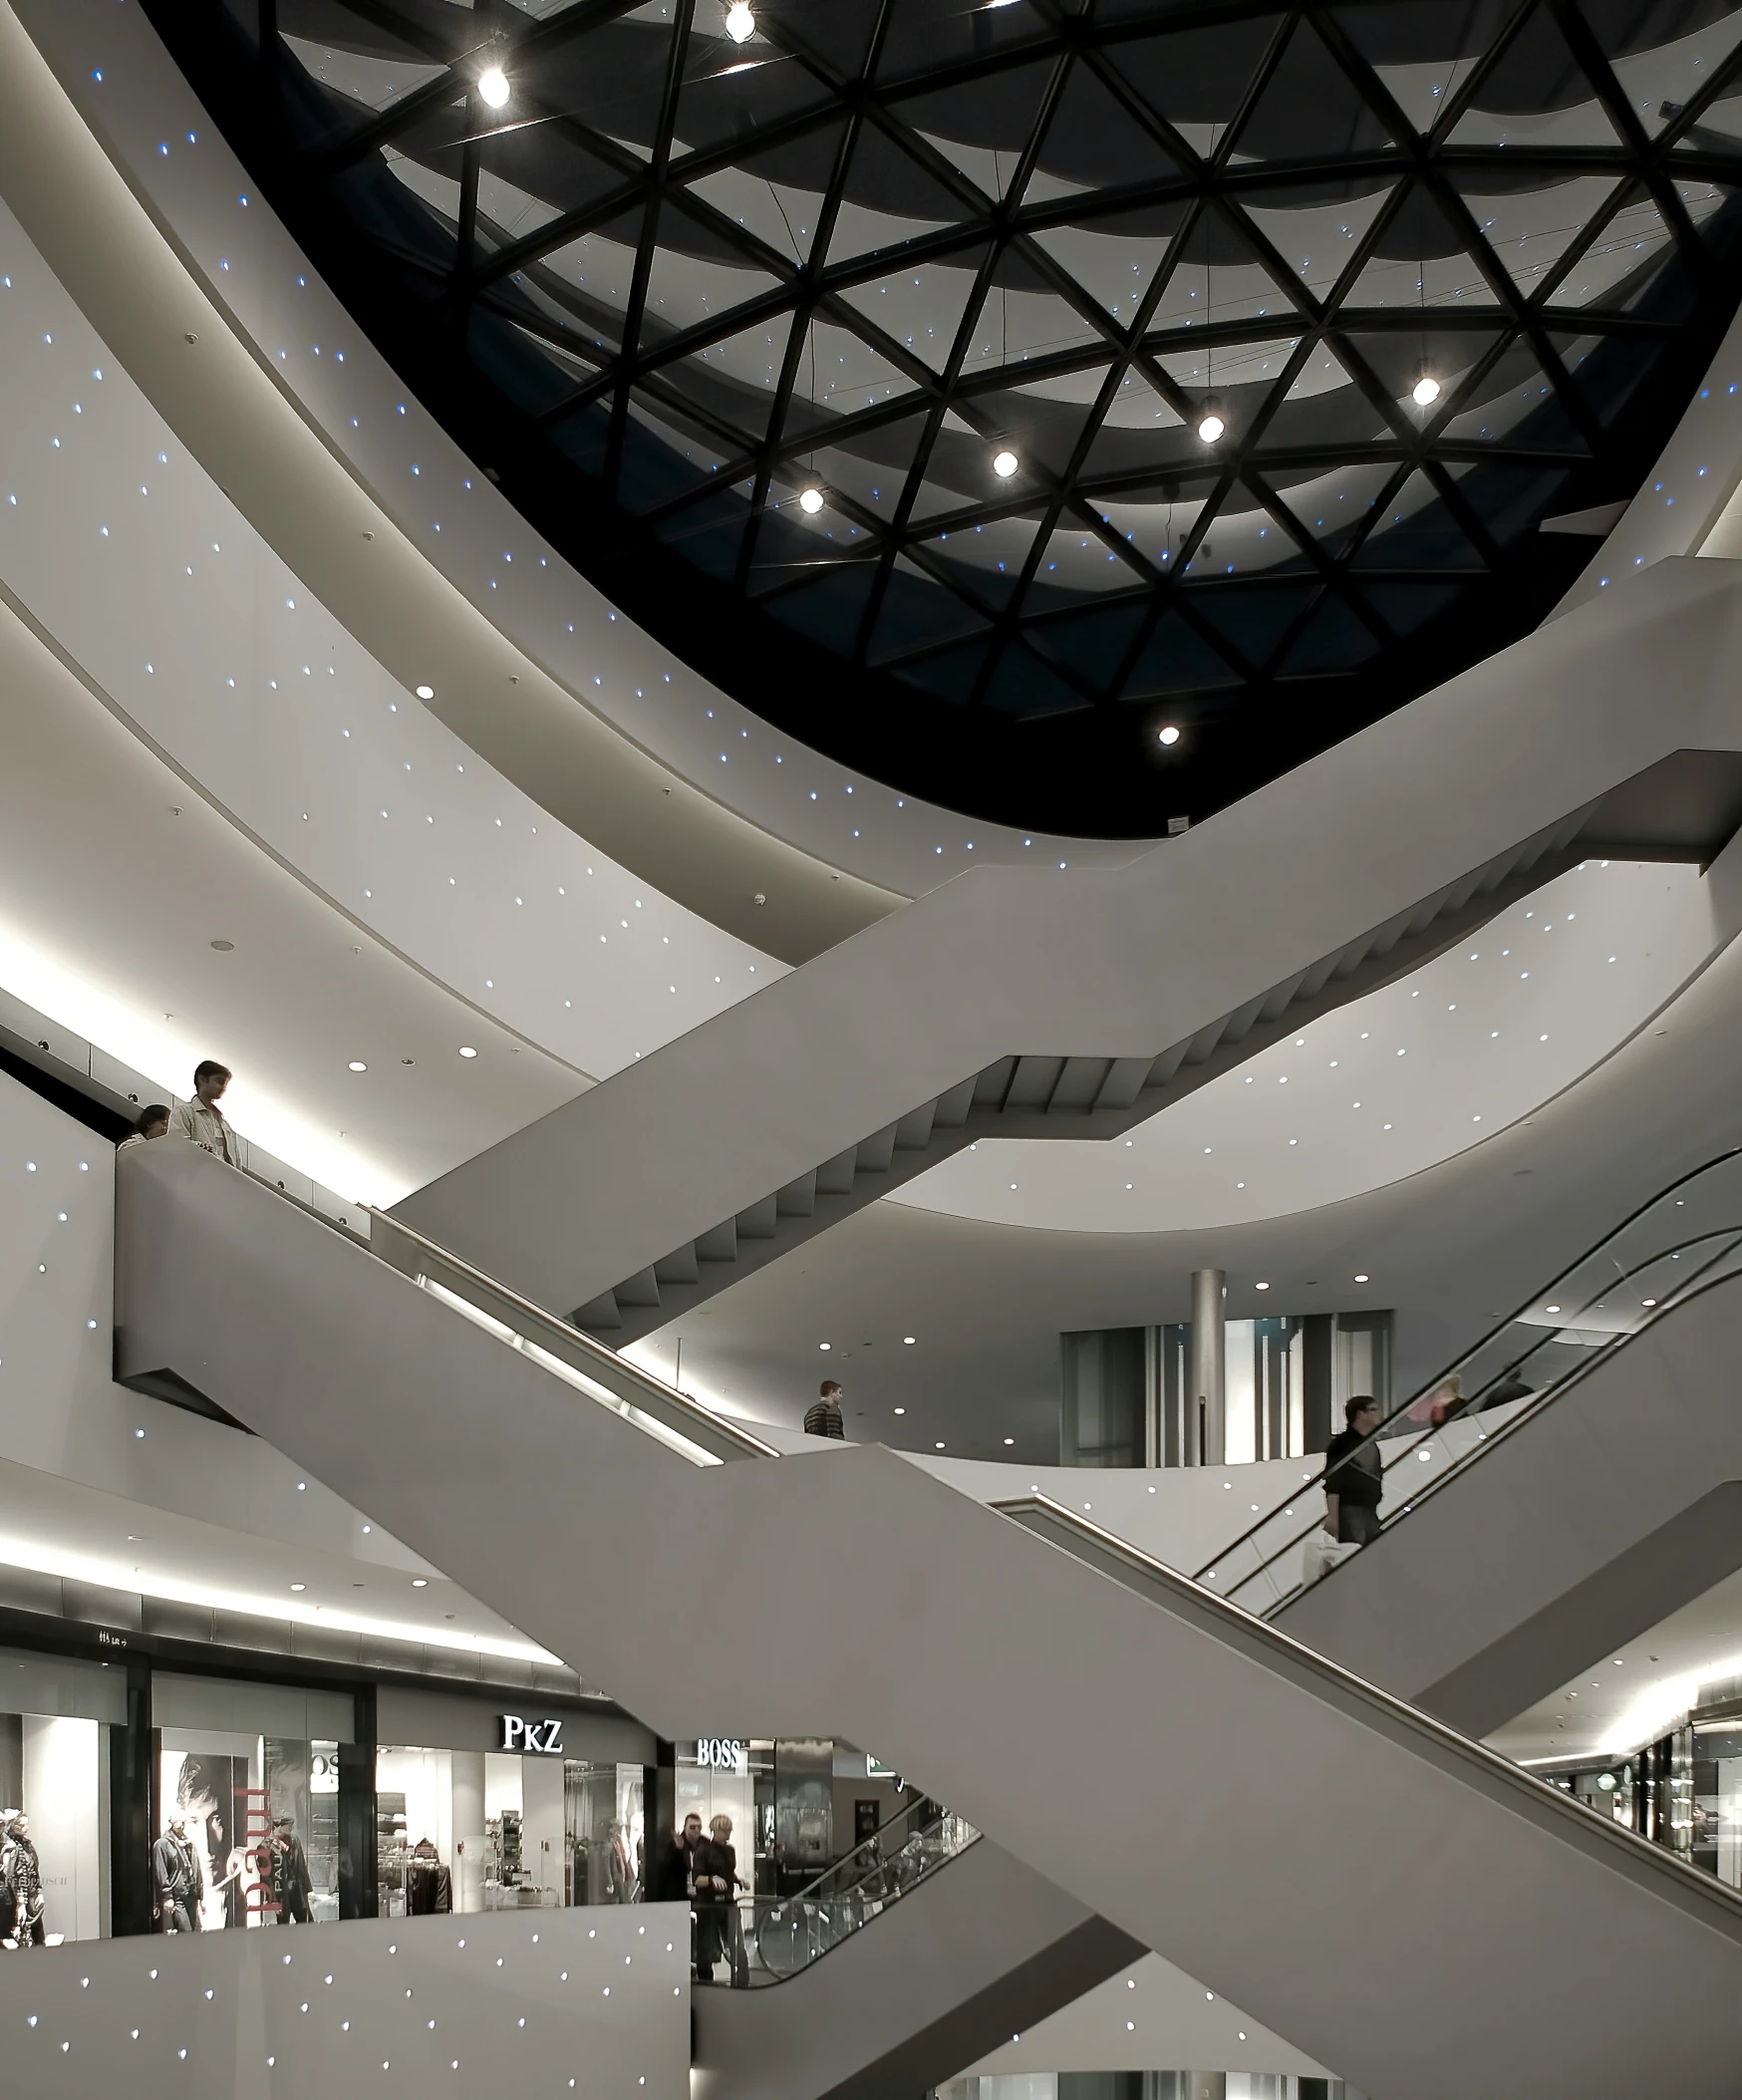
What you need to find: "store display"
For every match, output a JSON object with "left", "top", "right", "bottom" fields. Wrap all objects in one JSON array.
[
  {"left": 155, "top": 1732, "right": 341, "bottom": 1930},
  {"left": 1, "top": 1812, "right": 46, "bottom": 1948},
  {"left": 150, "top": 1815, "right": 202, "bottom": 1935}
]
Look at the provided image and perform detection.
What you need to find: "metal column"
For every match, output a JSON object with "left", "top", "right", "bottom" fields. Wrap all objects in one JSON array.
[{"left": 1189, "top": 1267, "right": 1226, "bottom": 1466}]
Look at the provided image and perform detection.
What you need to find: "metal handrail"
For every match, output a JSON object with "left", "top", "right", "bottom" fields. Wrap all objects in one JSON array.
[
  {"left": 703, "top": 1793, "right": 980, "bottom": 1987},
  {"left": 993, "top": 1491, "right": 1742, "bottom": 1921},
  {"left": 1193, "top": 1144, "right": 1742, "bottom": 1590},
  {"left": 364, "top": 1206, "right": 778, "bottom": 1462},
  {"left": 1241, "top": 1252, "right": 1742, "bottom": 1604}
]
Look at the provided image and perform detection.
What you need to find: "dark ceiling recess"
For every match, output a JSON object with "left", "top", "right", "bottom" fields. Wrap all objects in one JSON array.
[{"left": 153, "top": 0, "right": 1742, "bottom": 835}]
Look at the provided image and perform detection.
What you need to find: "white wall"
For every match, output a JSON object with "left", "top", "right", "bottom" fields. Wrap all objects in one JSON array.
[
  {"left": 960, "top": 1952, "right": 1329, "bottom": 2081},
  {"left": 0, "top": 1901, "right": 690, "bottom": 2098},
  {"left": 0, "top": 1064, "right": 537, "bottom": 1659}
]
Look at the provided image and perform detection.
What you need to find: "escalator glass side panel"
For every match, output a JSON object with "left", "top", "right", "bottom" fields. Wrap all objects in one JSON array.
[{"left": 1196, "top": 1148, "right": 1742, "bottom": 1617}]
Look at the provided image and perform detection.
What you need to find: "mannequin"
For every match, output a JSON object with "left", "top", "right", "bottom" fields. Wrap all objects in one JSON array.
[
  {"left": 5, "top": 1814, "right": 45, "bottom": 1947},
  {"left": 151, "top": 1813, "right": 203, "bottom": 1934}
]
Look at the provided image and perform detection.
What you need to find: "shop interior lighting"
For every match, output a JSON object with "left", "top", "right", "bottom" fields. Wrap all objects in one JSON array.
[
  {"left": 476, "top": 66, "right": 510, "bottom": 108},
  {"left": 992, "top": 447, "right": 1019, "bottom": 478},
  {"left": 1412, "top": 364, "right": 1442, "bottom": 408},
  {"left": 1196, "top": 398, "right": 1225, "bottom": 444},
  {"left": 414, "top": 684, "right": 435, "bottom": 700},
  {"left": 798, "top": 485, "right": 824, "bottom": 515},
  {"left": 1157, "top": 725, "right": 1180, "bottom": 746},
  {"left": 725, "top": 1, "right": 755, "bottom": 41}
]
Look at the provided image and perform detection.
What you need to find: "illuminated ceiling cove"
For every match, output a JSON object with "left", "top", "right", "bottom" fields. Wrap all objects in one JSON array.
[{"left": 154, "top": 0, "right": 1742, "bottom": 833}]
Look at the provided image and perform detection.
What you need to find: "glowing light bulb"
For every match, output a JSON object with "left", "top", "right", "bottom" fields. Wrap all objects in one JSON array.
[
  {"left": 1412, "top": 366, "right": 1441, "bottom": 408},
  {"left": 1158, "top": 725, "right": 1180, "bottom": 746},
  {"left": 1197, "top": 398, "right": 1225, "bottom": 444},
  {"left": 725, "top": 1, "right": 754, "bottom": 41},
  {"left": 798, "top": 485, "right": 824, "bottom": 514},
  {"left": 477, "top": 67, "right": 510, "bottom": 109},
  {"left": 992, "top": 448, "right": 1019, "bottom": 478}
]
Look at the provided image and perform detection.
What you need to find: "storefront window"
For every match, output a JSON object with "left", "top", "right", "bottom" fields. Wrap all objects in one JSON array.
[
  {"left": 378, "top": 1745, "right": 645, "bottom": 1916},
  {"left": 0, "top": 1646, "right": 123, "bottom": 1947},
  {"left": 150, "top": 1674, "right": 353, "bottom": 1933}
]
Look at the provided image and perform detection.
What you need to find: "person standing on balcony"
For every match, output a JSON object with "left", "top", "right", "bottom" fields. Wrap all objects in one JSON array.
[
  {"left": 803, "top": 1380, "right": 845, "bottom": 1439},
  {"left": 170, "top": 1061, "right": 237, "bottom": 1164}
]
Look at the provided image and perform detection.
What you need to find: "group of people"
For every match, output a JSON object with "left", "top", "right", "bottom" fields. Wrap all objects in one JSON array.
[
  {"left": 118, "top": 1059, "right": 239, "bottom": 1162},
  {"left": 655, "top": 1811, "right": 747, "bottom": 1980},
  {"left": 0, "top": 1812, "right": 45, "bottom": 1950}
]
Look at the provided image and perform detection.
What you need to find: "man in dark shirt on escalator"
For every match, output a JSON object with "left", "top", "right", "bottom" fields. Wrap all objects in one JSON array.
[{"left": 1323, "top": 1394, "right": 1384, "bottom": 1547}]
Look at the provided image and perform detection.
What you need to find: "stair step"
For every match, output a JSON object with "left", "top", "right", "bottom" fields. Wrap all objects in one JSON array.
[
  {"left": 854, "top": 1122, "right": 899, "bottom": 1175},
  {"left": 931, "top": 1074, "right": 980, "bottom": 1127},
  {"left": 735, "top": 1194, "right": 778, "bottom": 1240},
  {"left": 776, "top": 1171, "right": 817, "bottom": 1217},
  {"left": 1091, "top": 1057, "right": 1151, "bottom": 1112},
  {"left": 695, "top": 1220, "right": 737, "bottom": 1264},
  {"left": 1004, "top": 1054, "right": 1066, "bottom": 1109},
  {"left": 653, "top": 1244, "right": 700, "bottom": 1287},
  {"left": 815, "top": 1146, "right": 858, "bottom": 1196},
  {"left": 615, "top": 1267, "right": 662, "bottom": 1310},
  {"left": 894, "top": 1102, "right": 938, "bottom": 1150},
  {"left": 1047, "top": 1057, "right": 1110, "bottom": 1112}
]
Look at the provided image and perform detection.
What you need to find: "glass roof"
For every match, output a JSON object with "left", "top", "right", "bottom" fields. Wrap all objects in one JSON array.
[{"left": 159, "top": 0, "right": 1742, "bottom": 832}]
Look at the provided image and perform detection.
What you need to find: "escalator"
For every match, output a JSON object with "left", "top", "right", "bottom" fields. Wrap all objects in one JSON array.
[
  {"left": 688, "top": 1799, "right": 1140, "bottom": 2100},
  {"left": 116, "top": 1138, "right": 1742, "bottom": 2100},
  {"left": 1199, "top": 1148, "right": 1742, "bottom": 1737}
]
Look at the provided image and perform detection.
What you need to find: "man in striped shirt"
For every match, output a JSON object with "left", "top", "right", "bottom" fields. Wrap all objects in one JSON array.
[{"left": 803, "top": 1379, "right": 845, "bottom": 1439}]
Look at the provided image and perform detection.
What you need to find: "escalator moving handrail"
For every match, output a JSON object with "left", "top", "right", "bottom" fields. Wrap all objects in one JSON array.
[
  {"left": 1192, "top": 1144, "right": 1742, "bottom": 1586},
  {"left": 993, "top": 1492, "right": 1742, "bottom": 1926},
  {"left": 363, "top": 1203, "right": 779, "bottom": 1460}
]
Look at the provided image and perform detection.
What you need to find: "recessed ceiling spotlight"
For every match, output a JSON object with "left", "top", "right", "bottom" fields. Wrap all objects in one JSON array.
[
  {"left": 209, "top": 938, "right": 234, "bottom": 952},
  {"left": 798, "top": 485, "right": 824, "bottom": 514},
  {"left": 725, "top": 1, "right": 755, "bottom": 41},
  {"left": 1255, "top": 1281, "right": 1270, "bottom": 1292},
  {"left": 1353, "top": 1273, "right": 1370, "bottom": 1283},
  {"left": 411, "top": 1578, "right": 429, "bottom": 1588},
  {"left": 1158, "top": 725, "right": 1181, "bottom": 746},
  {"left": 992, "top": 447, "right": 1019, "bottom": 478},
  {"left": 1412, "top": 364, "right": 1441, "bottom": 408},
  {"left": 477, "top": 66, "right": 510, "bottom": 108},
  {"left": 415, "top": 684, "right": 435, "bottom": 700},
  {"left": 819, "top": 1342, "right": 831, "bottom": 1351},
  {"left": 1004, "top": 1437, "right": 1015, "bottom": 1445},
  {"left": 1197, "top": 397, "right": 1225, "bottom": 444},
  {"left": 290, "top": 1583, "right": 306, "bottom": 1593},
  {"left": 348, "top": 1060, "right": 368, "bottom": 1072},
  {"left": 458, "top": 1046, "right": 478, "bottom": 1058},
  {"left": 893, "top": 1406, "right": 905, "bottom": 1415},
  {"left": 1545, "top": 1304, "right": 1562, "bottom": 1314},
  {"left": 903, "top": 1336, "right": 916, "bottom": 1346}
]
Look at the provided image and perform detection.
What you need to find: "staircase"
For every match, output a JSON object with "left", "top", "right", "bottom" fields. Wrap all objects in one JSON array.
[
  {"left": 582, "top": 797, "right": 1627, "bottom": 1338},
  {"left": 393, "top": 557, "right": 1742, "bottom": 1338}
]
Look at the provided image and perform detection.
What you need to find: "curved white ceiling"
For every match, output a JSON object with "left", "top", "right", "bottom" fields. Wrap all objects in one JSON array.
[
  {"left": 893, "top": 860, "right": 1716, "bottom": 1232},
  {"left": 0, "top": 194, "right": 780, "bottom": 1090},
  {"left": 0, "top": 589, "right": 581, "bottom": 1203},
  {"left": 28, "top": 2, "right": 1148, "bottom": 901}
]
